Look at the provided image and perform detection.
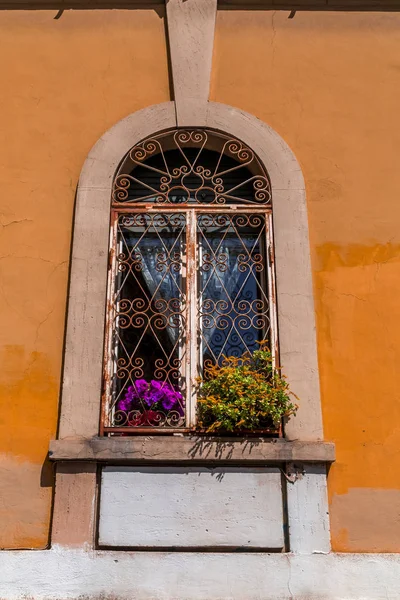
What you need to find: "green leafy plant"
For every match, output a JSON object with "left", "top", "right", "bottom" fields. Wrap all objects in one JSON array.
[{"left": 197, "top": 344, "right": 298, "bottom": 433}]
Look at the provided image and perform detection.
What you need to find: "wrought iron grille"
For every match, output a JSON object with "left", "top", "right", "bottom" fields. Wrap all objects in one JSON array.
[
  {"left": 102, "top": 129, "right": 277, "bottom": 434},
  {"left": 198, "top": 213, "right": 271, "bottom": 372},
  {"left": 113, "top": 129, "right": 271, "bottom": 206},
  {"left": 110, "top": 213, "right": 187, "bottom": 429}
]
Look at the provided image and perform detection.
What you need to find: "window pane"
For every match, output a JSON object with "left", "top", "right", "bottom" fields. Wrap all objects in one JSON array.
[
  {"left": 109, "top": 213, "right": 187, "bottom": 429},
  {"left": 197, "top": 214, "right": 270, "bottom": 373}
]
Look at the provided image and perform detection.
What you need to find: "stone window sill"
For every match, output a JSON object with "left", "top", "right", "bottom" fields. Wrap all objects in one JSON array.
[{"left": 49, "top": 436, "right": 335, "bottom": 463}]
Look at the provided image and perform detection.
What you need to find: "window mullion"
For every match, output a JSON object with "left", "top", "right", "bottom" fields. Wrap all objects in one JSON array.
[{"left": 186, "top": 208, "right": 198, "bottom": 428}]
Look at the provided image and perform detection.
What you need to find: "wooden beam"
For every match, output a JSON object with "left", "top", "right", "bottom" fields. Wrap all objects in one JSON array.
[
  {"left": 0, "top": 0, "right": 398, "bottom": 10},
  {"left": 219, "top": 0, "right": 400, "bottom": 9}
]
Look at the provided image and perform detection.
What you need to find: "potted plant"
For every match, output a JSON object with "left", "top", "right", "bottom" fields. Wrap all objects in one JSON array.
[
  {"left": 196, "top": 344, "right": 298, "bottom": 435},
  {"left": 115, "top": 379, "right": 185, "bottom": 427}
]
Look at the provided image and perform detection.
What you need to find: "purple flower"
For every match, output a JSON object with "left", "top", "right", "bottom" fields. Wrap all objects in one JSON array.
[
  {"left": 117, "top": 385, "right": 137, "bottom": 412},
  {"left": 162, "top": 391, "right": 176, "bottom": 411},
  {"left": 135, "top": 379, "right": 149, "bottom": 395},
  {"left": 126, "top": 386, "right": 136, "bottom": 400},
  {"left": 116, "top": 398, "right": 132, "bottom": 412},
  {"left": 141, "top": 380, "right": 163, "bottom": 406},
  {"left": 161, "top": 386, "right": 183, "bottom": 411},
  {"left": 143, "top": 391, "right": 156, "bottom": 407},
  {"left": 119, "top": 378, "right": 185, "bottom": 414},
  {"left": 149, "top": 380, "right": 165, "bottom": 402},
  {"left": 151, "top": 380, "right": 163, "bottom": 390}
]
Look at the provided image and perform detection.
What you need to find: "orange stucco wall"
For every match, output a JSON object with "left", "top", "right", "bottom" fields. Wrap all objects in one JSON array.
[
  {"left": 0, "top": 8, "right": 169, "bottom": 549},
  {"left": 1, "top": 6, "right": 400, "bottom": 553},
  {"left": 211, "top": 9, "right": 400, "bottom": 552}
]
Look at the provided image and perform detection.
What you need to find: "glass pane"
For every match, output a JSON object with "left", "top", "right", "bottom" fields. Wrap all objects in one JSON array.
[
  {"left": 109, "top": 213, "right": 187, "bottom": 429},
  {"left": 197, "top": 214, "right": 270, "bottom": 373}
]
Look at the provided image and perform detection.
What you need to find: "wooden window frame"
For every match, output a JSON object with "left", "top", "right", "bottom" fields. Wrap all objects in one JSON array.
[{"left": 101, "top": 204, "right": 278, "bottom": 435}]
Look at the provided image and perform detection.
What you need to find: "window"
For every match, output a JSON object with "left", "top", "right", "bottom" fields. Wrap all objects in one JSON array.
[{"left": 101, "top": 129, "right": 277, "bottom": 434}]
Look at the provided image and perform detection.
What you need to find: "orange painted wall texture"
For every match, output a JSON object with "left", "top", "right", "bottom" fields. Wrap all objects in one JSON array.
[
  {"left": 0, "top": 8, "right": 170, "bottom": 548},
  {"left": 211, "top": 9, "right": 400, "bottom": 552},
  {"left": 0, "top": 7, "right": 399, "bottom": 552}
]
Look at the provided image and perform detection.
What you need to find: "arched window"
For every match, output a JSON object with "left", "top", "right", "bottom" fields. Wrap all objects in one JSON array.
[{"left": 101, "top": 129, "right": 277, "bottom": 434}]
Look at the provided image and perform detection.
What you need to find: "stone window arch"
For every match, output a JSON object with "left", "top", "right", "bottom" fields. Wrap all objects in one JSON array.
[
  {"left": 51, "top": 102, "right": 333, "bottom": 555},
  {"left": 57, "top": 102, "right": 324, "bottom": 443}
]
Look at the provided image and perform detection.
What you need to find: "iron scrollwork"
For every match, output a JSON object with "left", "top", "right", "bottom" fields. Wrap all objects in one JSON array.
[
  {"left": 112, "top": 129, "right": 271, "bottom": 206},
  {"left": 104, "top": 128, "right": 273, "bottom": 432}
]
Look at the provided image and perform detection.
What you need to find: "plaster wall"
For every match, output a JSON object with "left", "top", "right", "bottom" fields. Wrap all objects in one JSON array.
[
  {"left": 0, "top": 5, "right": 399, "bottom": 556},
  {"left": 211, "top": 9, "right": 400, "bottom": 552},
  {"left": 0, "top": 7, "right": 169, "bottom": 549},
  {"left": 2, "top": 547, "right": 400, "bottom": 600}
]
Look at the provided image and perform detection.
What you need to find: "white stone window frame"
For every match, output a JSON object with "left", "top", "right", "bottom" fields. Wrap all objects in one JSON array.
[
  {"left": 57, "top": 101, "right": 323, "bottom": 443},
  {"left": 50, "top": 101, "right": 334, "bottom": 555}
]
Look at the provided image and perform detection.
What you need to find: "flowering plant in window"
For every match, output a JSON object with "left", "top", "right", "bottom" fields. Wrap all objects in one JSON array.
[
  {"left": 116, "top": 379, "right": 184, "bottom": 426},
  {"left": 197, "top": 344, "right": 298, "bottom": 433}
]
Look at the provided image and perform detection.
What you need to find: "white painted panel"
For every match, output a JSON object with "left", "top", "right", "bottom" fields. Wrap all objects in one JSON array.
[
  {"left": 286, "top": 464, "right": 331, "bottom": 554},
  {"left": 99, "top": 466, "right": 284, "bottom": 548}
]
